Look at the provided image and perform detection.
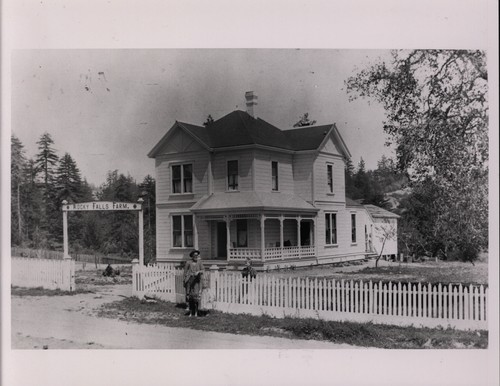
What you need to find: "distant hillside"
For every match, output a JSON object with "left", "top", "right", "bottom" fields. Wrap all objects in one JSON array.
[{"left": 384, "top": 187, "right": 412, "bottom": 211}]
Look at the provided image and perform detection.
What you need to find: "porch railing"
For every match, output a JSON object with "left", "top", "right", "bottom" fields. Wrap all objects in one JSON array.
[{"left": 228, "top": 245, "right": 315, "bottom": 261}]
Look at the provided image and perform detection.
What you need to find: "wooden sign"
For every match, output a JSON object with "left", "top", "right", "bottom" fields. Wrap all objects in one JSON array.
[{"left": 62, "top": 201, "right": 142, "bottom": 211}]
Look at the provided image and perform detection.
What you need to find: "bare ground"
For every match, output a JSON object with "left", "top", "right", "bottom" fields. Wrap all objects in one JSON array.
[{"left": 10, "top": 259, "right": 489, "bottom": 349}]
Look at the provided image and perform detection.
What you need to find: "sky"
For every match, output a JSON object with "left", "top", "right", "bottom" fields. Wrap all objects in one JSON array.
[{"left": 12, "top": 49, "right": 393, "bottom": 186}]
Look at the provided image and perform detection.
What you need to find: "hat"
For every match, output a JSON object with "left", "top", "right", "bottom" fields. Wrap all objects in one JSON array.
[{"left": 189, "top": 250, "right": 201, "bottom": 258}]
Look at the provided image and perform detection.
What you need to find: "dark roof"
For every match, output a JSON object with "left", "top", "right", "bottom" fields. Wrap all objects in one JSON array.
[
  {"left": 282, "top": 125, "right": 333, "bottom": 151},
  {"left": 149, "top": 110, "right": 350, "bottom": 157},
  {"left": 202, "top": 110, "right": 295, "bottom": 150}
]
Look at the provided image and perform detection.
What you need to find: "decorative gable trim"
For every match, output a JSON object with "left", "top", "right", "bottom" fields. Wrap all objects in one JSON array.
[
  {"left": 148, "top": 122, "right": 211, "bottom": 158},
  {"left": 316, "top": 123, "right": 351, "bottom": 159}
]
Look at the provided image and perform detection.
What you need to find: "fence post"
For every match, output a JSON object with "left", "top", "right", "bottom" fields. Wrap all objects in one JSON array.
[
  {"left": 209, "top": 265, "right": 219, "bottom": 308},
  {"left": 132, "top": 258, "right": 139, "bottom": 297}
]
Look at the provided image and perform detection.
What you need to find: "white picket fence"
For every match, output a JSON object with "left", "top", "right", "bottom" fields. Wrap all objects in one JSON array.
[
  {"left": 11, "top": 257, "right": 76, "bottom": 291},
  {"left": 131, "top": 264, "right": 488, "bottom": 330}
]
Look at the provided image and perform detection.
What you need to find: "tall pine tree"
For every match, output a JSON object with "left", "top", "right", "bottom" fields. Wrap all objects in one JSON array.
[{"left": 11, "top": 135, "right": 26, "bottom": 244}]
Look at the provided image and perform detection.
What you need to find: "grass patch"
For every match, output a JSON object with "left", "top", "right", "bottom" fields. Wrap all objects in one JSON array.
[
  {"left": 97, "top": 297, "right": 488, "bottom": 349},
  {"left": 11, "top": 286, "right": 93, "bottom": 297}
]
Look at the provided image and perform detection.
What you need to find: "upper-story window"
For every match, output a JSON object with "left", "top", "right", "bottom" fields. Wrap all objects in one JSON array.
[
  {"left": 227, "top": 160, "right": 239, "bottom": 191},
  {"left": 327, "top": 164, "right": 333, "bottom": 193},
  {"left": 271, "top": 161, "right": 279, "bottom": 191},
  {"left": 351, "top": 213, "right": 357, "bottom": 243},
  {"left": 172, "top": 164, "right": 193, "bottom": 194}
]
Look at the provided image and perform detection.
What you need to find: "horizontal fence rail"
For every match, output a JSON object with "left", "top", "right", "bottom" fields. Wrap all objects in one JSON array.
[
  {"left": 11, "top": 257, "right": 75, "bottom": 291},
  {"left": 12, "top": 247, "right": 134, "bottom": 265},
  {"left": 131, "top": 265, "right": 488, "bottom": 331}
]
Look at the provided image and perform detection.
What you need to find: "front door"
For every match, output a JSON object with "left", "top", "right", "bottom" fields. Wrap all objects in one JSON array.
[
  {"left": 300, "top": 221, "right": 311, "bottom": 246},
  {"left": 217, "top": 222, "right": 227, "bottom": 258}
]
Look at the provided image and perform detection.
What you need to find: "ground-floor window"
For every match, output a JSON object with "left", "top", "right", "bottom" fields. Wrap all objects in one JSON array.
[
  {"left": 325, "top": 213, "right": 337, "bottom": 245},
  {"left": 351, "top": 213, "right": 357, "bottom": 243},
  {"left": 172, "top": 214, "right": 194, "bottom": 248}
]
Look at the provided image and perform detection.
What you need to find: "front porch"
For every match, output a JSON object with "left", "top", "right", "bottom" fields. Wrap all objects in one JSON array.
[
  {"left": 229, "top": 245, "right": 316, "bottom": 262},
  {"left": 194, "top": 213, "right": 318, "bottom": 264}
]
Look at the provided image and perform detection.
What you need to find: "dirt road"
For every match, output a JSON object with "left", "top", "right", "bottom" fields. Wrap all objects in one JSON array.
[{"left": 11, "top": 284, "right": 357, "bottom": 350}]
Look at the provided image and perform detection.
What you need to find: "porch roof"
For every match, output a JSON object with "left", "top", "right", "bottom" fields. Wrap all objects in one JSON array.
[{"left": 191, "top": 192, "right": 318, "bottom": 213}]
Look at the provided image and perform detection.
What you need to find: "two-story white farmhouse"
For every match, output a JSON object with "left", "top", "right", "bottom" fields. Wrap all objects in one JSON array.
[{"left": 148, "top": 93, "right": 397, "bottom": 269}]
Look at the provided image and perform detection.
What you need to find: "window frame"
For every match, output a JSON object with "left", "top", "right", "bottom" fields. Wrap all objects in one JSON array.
[
  {"left": 351, "top": 212, "right": 357, "bottom": 244},
  {"left": 271, "top": 160, "right": 279, "bottom": 191},
  {"left": 170, "top": 162, "right": 194, "bottom": 194},
  {"left": 226, "top": 159, "right": 239, "bottom": 191},
  {"left": 325, "top": 212, "right": 338, "bottom": 246},
  {"left": 171, "top": 214, "right": 194, "bottom": 248},
  {"left": 327, "top": 163, "right": 334, "bottom": 194}
]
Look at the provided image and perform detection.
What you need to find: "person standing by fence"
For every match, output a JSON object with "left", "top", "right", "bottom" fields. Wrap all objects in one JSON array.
[{"left": 184, "top": 250, "right": 204, "bottom": 317}]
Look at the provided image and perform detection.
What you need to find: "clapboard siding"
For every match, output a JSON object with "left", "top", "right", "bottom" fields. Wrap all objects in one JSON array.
[
  {"left": 313, "top": 153, "right": 345, "bottom": 203},
  {"left": 196, "top": 217, "right": 211, "bottom": 257},
  {"left": 155, "top": 150, "right": 210, "bottom": 203},
  {"left": 156, "top": 205, "right": 196, "bottom": 261},
  {"left": 371, "top": 218, "right": 398, "bottom": 256},
  {"left": 316, "top": 204, "right": 368, "bottom": 258},
  {"left": 292, "top": 153, "right": 314, "bottom": 201},
  {"left": 254, "top": 150, "right": 294, "bottom": 193},
  {"left": 212, "top": 150, "right": 253, "bottom": 192}
]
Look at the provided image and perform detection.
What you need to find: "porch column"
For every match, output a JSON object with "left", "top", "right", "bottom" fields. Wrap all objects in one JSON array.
[
  {"left": 297, "top": 216, "right": 301, "bottom": 259},
  {"left": 225, "top": 216, "right": 231, "bottom": 260},
  {"left": 260, "top": 214, "right": 266, "bottom": 262},
  {"left": 313, "top": 216, "right": 318, "bottom": 259},
  {"left": 193, "top": 213, "right": 199, "bottom": 250},
  {"left": 279, "top": 215, "right": 284, "bottom": 260}
]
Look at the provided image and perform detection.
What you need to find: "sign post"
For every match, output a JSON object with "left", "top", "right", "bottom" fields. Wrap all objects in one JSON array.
[
  {"left": 138, "top": 198, "right": 145, "bottom": 266},
  {"left": 62, "top": 200, "right": 69, "bottom": 259},
  {"left": 62, "top": 200, "right": 144, "bottom": 263}
]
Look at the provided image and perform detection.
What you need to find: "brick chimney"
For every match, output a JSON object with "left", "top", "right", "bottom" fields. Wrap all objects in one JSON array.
[{"left": 245, "top": 91, "right": 258, "bottom": 118}]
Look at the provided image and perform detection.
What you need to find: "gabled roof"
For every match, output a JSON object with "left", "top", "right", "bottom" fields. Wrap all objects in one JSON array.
[
  {"left": 364, "top": 204, "right": 400, "bottom": 219},
  {"left": 191, "top": 191, "right": 318, "bottom": 213},
  {"left": 148, "top": 110, "right": 351, "bottom": 158}
]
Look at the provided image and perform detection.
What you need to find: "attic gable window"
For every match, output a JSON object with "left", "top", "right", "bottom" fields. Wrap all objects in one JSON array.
[
  {"left": 227, "top": 160, "right": 239, "bottom": 191},
  {"left": 271, "top": 161, "right": 279, "bottom": 191},
  {"left": 327, "top": 164, "right": 333, "bottom": 193},
  {"left": 172, "top": 163, "right": 193, "bottom": 194}
]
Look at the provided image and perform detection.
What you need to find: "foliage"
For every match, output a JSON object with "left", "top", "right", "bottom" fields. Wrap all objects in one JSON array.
[
  {"left": 11, "top": 133, "right": 156, "bottom": 261},
  {"left": 11, "top": 135, "right": 27, "bottom": 244},
  {"left": 35, "top": 132, "right": 59, "bottom": 188},
  {"left": 293, "top": 112, "right": 317, "bottom": 127},
  {"left": 345, "top": 156, "right": 399, "bottom": 209},
  {"left": 346, "top": 50, "right": 488, "bottom": 261},
  {"left": 374, "top": 219, "right": 398, "bottom": 267}
]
